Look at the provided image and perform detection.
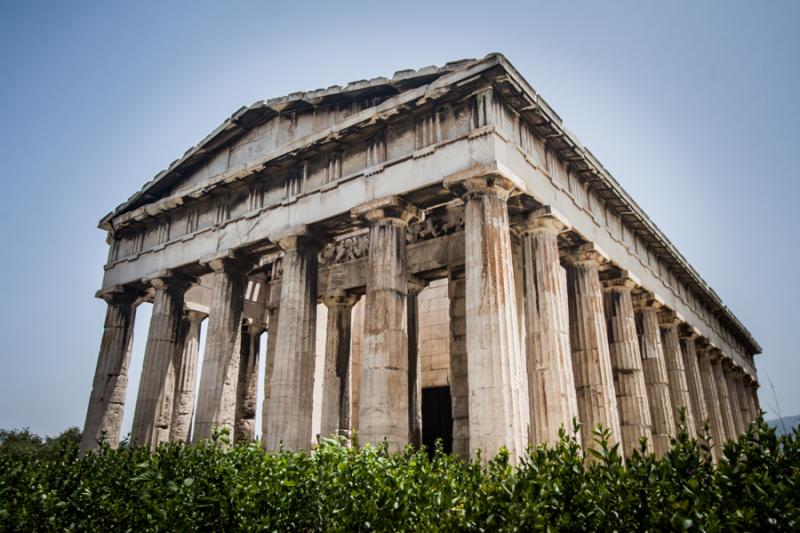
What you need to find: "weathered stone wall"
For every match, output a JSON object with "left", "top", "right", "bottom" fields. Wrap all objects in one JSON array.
[{"left": 417, "top": 279, "right": 450, "bottom": 389}]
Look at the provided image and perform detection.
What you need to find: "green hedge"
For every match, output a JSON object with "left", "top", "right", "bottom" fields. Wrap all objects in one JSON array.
[{"left": 1, "top": 420, "right": 797, "bottom": 532}]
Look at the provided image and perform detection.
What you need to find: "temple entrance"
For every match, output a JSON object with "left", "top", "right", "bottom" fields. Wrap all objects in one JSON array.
[{"left": 421, "top": 386, "right": 453, "bottom": 455}]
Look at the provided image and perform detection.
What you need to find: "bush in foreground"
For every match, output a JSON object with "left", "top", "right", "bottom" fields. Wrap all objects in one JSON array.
[{"left": 0, "top": 421, "right": 797, "bottom": 531}]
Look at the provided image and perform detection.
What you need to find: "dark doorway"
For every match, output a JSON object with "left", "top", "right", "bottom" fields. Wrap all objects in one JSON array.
[{"left": 422, "top": 386, "right": 453, "bottom": 456}]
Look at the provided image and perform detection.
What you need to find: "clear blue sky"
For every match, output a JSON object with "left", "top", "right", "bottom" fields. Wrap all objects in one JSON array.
[{"left": 1, "top": 1, "right": 798, "bottom": 437}]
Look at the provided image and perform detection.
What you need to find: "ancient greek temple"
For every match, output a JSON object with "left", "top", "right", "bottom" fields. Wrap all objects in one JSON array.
[{"left": 81, "top": 54, "right": 761, "bottom": 461}]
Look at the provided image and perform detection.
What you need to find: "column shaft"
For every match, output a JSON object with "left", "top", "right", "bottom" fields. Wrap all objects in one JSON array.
[
  {"left": 448, "top": 270, "right": 469, "bottom": 458},
  {"left": 697, "top": 347, "right": 726, "bottom": 455},
  {"left": 320, "top": 292, "right": 356, "bottom": 439},
  {"left": 80, "top": 289, "right": 138, "bottom": 452},
  {"left": 407, "top": 283, "right": 424, "bottom": 448},
  {"left": 659, "top": 320, "right": 696, "bottom": 438},
  {"left": 170, "top": 311, "right": 205, "bottom": 443},
  {"left": 520, "top": 209, "right": 579, "bottom": 446},
  {"left": 725, "top": 369, "right": 745, "bottom": 438},
  {"left": 265, "top": 233, "right": 320, "bottom": 451},
  {"left": 711, "top": 355, "right": 736, "bottom": 441},
  {"left": 131, "top": 275, "right": 191, "bottom": 447},
  {"left": 260, "top": 283, "right": 280, "bottom": 443},
  {"left": 194, "top": 258, "right": 249, "bottom": 441},
  {"left": 635, "top": 303, "right": 675, "bottom": 457},
  {"left": 681, "top": 335, "right": 709, "bottom": 442},
  {"left": 354, "top": 198, "right": 418, "bottom": 451},
  {"left": 565, "top": 246, "right": 621, "bottom": 453},
  {"left": 454, "top": 177, "right": 525, "bottom": 459},
  {"left": 234, "top": 324, "right": 262, "bottom": 442},
  {"left": 737, "top": 376, "right": 754, "bottom": 428},
  {"left": 603, "top": 277, "right": 652, "bottom": 457}
]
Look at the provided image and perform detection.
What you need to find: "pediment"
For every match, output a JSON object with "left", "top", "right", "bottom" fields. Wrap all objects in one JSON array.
[{"left": 99, "top": 56, "right": 489, "bottom": 228}]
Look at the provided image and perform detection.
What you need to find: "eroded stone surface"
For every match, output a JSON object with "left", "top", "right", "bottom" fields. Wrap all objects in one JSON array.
[{"left": 520, "top": 208, "right": 579, "bottom": 446}]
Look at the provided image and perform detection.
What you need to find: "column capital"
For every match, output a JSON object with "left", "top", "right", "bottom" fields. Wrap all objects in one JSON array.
[
  {"left": 518, "top": 205, "right": 571, "bottom": 236},
  {"left": 351, "top": 196, "right": 423, "bottom": 226},
  {"left": 658, "top": 308, "right": 685, "bottom": 328},
  {"left": 407, "top": 275, "right": 429, "bottom": 296},
  {"left": 443, "top": 172, "right": 519, "bottom": 203},
  {"left": 270, "top": 225, "right": 324, "bottom": 254},
  {"left": 561, "top": 242, "right": 610, "bottom": 267},
  {"left": 95, "top": 284, "right": 144, "bottom": 305},
  {"left": 694, "top": 336, "right": 712, "bottom": 352},
  {"left": 632, "top": 290, "right": 664, "bottom": 310},
  {"left": 242, "top": 318, "right": 267, "bottom": 335},
  {"left": 679, "top": 324, "right": 702, "bottom": 340},
  {"left": 321, "top": 289, "right": 359, "bottom": 308},
  {"left": 185, "top": 309, "right": 208, "bottom": 323},
  {"left": 600, "top": 269, "right": 641, "bottom": 291},
  {"left": 141, "top": 270, "right": 196, "bottom": 292},
  {"left": 200, "top": 250, "right": 257, "bottom": 274}
]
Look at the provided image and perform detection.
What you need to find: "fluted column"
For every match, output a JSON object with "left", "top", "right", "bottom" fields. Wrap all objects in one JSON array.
[
  {"left": 131, "top": 272, "right": 193, "bottom": 448},
  {"left": 602, "top": 271, "right": 652, "bottom": 457},
  {"left": 658, "top": 311, "right": 696, "bottom": 438},
  {"left": 407, "top": 278, "right": 426, "bottom": 448},
  {"left": 519, "top": 207, "right": 579, "bottom": 446},
  {"left": 746, "top": 377, "right": 760, "bottom": 422},
  {"left": 264, "top": 229, "right": 321, "bottom": 451},
  {"left": 697, "top": 343, "right": 725, "bottom": 456},
  {"left": 711, "top": 351, "right": 736, "bottom": 442},
  {"left": 740, "top": 374, "right": 756, "bottom": 427},
  {"left": 194, "top": 255, "right": 251, "bottom": 441},
  {"left": 170, "top": 310, "right": 206, "bottom": 443},
  {"left": 444, "top": 174, "right": 526, "bottom": 459},
  {"left": 319, "top": 290, "right": 358, "bottom": 439},
  {"left": 81, "top": 286, "right": 140, "bottom": 452},
  {"left": 260, "top": 280, "right": 280, "bottom": 443},
  {"left": 448, "top": 268, "right": 470, "bottom": 458},
  {"left": 352, "top": 196, "right": 420, "bottom": 451},
  {"left": 234, "top": 321, "right": 264, "bottom": 443},
  {"left": 724, "top": 364, "right": 745, "bottom": 438},
  {"left": 634, "top": 293, "right": 675, "bottom": 457},
  {"left": 563, "top": 243, "right": 621, "bottom": 453},
  {"left": 681, "top": 331, "right": 709, "bottom": 441}
]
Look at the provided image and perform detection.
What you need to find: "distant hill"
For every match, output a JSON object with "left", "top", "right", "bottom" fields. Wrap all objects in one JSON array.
[{"left": 766, "top": 415, "right": 800, "bottom": 436}]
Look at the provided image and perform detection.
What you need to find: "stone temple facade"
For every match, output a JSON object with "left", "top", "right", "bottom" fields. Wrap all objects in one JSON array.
[{"left": 81, "top": 53, "right": 761, "bottom": 461}]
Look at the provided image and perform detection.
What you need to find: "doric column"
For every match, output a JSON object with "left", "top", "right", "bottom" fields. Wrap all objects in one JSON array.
[
  {"left": 407, "top": 278, "right": 426, "bottom": 448},
  {"left": 680, "top": 330, "right": 709, "bottom": 443},
  {"left": 194, "top": 254, "right": 251, "bottom": 441},
  {"left": 696, "top": 342, "right": 726, "bottom": 455},
  {"left": 444, "top": 174, "right": 526, "bottom": 459},
  {"left": 634, "top": 292, "right": 675, "bottom": 458},
  {"left": 724, "top": 364, "right": 745, "bottom": 438},
  {"left": 170, "top": 309, "right": 206, "bottom": 443},
  {"left": 658, "top": 311, "right": 696, "bottom": 438},
  {"left": 264, "top": 229, "right": 321, "bottom": 451},
  {"left": 131, "top": 272, "right": 193, "bottom": 448},
  {"left": 80, "top": 286, "right": 140, "bottom": 452},
  {"left": 746, "top": 377, "right": 760, "bottom": 422},
  {"left": 448, "top": 268, "right": 470, "bottom": 458},
  {"left": 234, "top": 321, "right": 264, "bottom": 443},
  {"left": 352, "top": 196, "right": 421, "bottom": 451},
  {"left": 260, "top": 279, "right": 280, "bottom": 443},
  {"left": 563, "top": 243, "right": 621, "bottom": 453},
  {"left": 519, "top": 206, "right": 579, "bottom": 446},
  {"left": 740, "top": 374, "right": 756, "bottom": 427},
  {"left": 602, "top": 271, "right": 652, "bottom": 458},
  {"left": 710, "top": 350, "right": 736, "bottom": 441},
  {"left": 319, "top": 290, "right": 358, "bottom": 439}
]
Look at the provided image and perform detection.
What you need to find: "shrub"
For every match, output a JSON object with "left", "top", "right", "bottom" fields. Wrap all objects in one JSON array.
[{"left": 0, "top": 421, "right": 797, "bottom": 531}]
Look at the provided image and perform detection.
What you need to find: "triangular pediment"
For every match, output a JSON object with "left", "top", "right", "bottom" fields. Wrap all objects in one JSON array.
[{"left": 99, "top": 56, "right": 490, "bottom": 227}]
